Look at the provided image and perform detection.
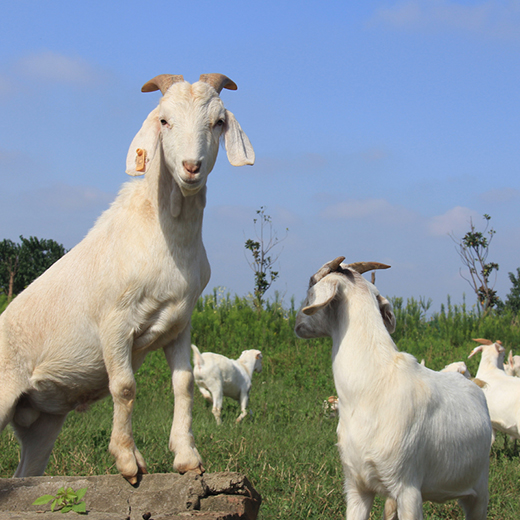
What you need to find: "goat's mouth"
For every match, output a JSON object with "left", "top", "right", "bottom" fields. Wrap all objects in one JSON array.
[{"left": 177, "top": 174, "right": 205, "bottom": 194}]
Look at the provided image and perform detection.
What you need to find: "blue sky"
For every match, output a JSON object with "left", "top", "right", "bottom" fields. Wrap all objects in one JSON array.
[{"left": 1, "top": 1, "right": 519, "bottom": 310}]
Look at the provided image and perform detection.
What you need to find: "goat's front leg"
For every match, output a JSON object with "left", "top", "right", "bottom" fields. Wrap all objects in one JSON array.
[
  {"left": 103, "top": 326, "right": 147, "bottom": 485},
  {"left": 164, "top": 324, "right": 203, "bottom": 474},
  {"left": 345, "top": 482, "right": 374, "bottom": 520}
]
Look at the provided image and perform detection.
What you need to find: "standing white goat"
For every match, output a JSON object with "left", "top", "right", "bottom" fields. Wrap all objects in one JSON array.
[
  {"left": 469, "top": 338, "right": 520, "bottom": 443},
  {"left": 191, "top": 344, "right": 262, "bottom": 425},
  {"left": 0, "top": 73, "right": 254, "bottom": 484},
  {"left": 295, "top": 257, "right": 492, "bottom": 520}
]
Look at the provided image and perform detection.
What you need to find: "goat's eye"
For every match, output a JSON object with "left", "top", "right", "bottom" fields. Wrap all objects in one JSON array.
[
  {"left": 215, "top": 119, "right": 225, "bottom": 127},
  {"left": 160, "top": 119, "right": 168, "bottom": 126}
]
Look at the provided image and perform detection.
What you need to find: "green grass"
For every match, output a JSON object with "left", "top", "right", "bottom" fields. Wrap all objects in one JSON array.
[{"left": 1, "top": 292, "right": 520, "bottom": 518}]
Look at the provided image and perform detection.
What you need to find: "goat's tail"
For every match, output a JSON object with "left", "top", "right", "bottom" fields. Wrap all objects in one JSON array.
[{"left": 191, "top": 344, "right": 204, "bottom": 370}]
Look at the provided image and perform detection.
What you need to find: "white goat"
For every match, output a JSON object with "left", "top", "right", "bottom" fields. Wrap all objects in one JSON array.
[
  {"left": 469, "top": 338, "right": 520, "bottom": 443},
  {"left": 0, "top": 73, "right": 254, "bottom": 484},
  {"left": 504, "top": 350, "right": 520, "bottom": 377},
  {"left": 421, "top": 360, "right": 472, "bottom": 378},
  {"left": 440, "top": 361, "right": 472, "bottom": 379},
  {"left": 191, "top": 344, "right": 262, "bottom": 425},
  {"left": 295, "top": 257, "right": 492, "bottom": 520}
]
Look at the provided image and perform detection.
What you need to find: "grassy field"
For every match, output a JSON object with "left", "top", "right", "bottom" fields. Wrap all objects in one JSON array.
[{"left": 1, "top": 291, "right": 520, "bottom": 518}]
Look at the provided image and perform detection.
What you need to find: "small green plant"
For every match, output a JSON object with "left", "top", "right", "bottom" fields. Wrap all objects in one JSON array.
[
  {"left": 244, "top": 206, "right": 287, "bottom": 312},
  {"left": 32, "top": 486, "right": 87, "bottom": 514}
]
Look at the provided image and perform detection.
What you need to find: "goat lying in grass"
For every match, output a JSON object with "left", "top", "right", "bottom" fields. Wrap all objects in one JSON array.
[
  {"left": 191, "top": 345, "right": 262, "bottom": 424},
  {"left": 295, "top": 257, "right": 492, "bottom": 520}
]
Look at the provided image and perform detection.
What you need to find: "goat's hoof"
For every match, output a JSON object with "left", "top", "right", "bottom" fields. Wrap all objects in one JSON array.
[
  {"left": 188, "top": 463, "right": 205, "bottom": 475},
  {"left": 124, "top": 474, "right": 138, "bottom": 486},
  {"left": 177, "top": 462, "right": 205, "bottom": 475}
]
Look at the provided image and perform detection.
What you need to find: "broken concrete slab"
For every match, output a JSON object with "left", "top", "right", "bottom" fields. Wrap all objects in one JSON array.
[{"left": 0, "top": 472, "right": 261, "bottom": 520}]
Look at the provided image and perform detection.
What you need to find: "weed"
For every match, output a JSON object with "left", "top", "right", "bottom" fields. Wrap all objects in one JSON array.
[{"left": 32, "top": 486, "right": 87, "bottom": 514}]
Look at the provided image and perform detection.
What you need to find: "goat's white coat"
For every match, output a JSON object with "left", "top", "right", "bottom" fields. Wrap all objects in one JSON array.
[
  {"left": 191, "top": 344, "right": 262, "bottom": 424},
  {"left": 295, "top": 259, "right": 492, "bottom": 520},
  {"left": 469, "top": 341, "right": 520, "bottom": 442},
  {"left": 0, "top": 76, "right": 254, "bottom": 482}
]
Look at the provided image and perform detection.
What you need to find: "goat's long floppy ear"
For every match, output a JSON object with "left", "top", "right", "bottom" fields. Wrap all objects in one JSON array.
[
  {"left": 126, "top": 107, "right": 161, "bottom": 176},
  {"left": 377, "top": 295, "right": 396, "bottom": 334},
  {"left": 302, "top": 277, "right": 339, "bottom": 316},
  {"left": 223, "top": 110, "right": 255, "bottom": 166}
]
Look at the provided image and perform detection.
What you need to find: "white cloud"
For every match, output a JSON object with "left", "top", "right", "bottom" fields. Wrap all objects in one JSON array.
[
  {"left": 371, "top": 0, "right": 520, "bottom": 40},
  {"left": 14, "top": 51, "right": 101, "bottom": 85},
  {"left": 427, "top": 205, "right": 479, "bottom": 236}
]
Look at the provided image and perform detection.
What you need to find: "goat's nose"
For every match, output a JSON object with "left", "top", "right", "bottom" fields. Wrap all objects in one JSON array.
[{"left": 183, "top": 160, "right": 202, "bottom": 174}]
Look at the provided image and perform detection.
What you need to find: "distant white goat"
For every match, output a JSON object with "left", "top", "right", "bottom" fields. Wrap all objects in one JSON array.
[
  {"left": 421, "top": 359, "right": 472, "bottom": 378},
  {"left": 469, "top": 338, "right": 520, "bottom": 443},
  {"left": 0, "top": 73, "right": 254, "bottom": 483},
  {"left": 441, "top": 361, "right": 472, "bottom": 379},
  {"left": 295, "top": 257, "right": 492, "bottom": 520},
  {"left": 504, "top": 350, "right": 520, "bottom": 377},
  {"left": 191, "top": 345, "right": 262, "bottom": 424}
]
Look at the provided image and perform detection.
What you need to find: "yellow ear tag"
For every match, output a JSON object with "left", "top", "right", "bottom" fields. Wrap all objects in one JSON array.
[{"left": 135, "top": 148, "right": 147, "bottom": 172}]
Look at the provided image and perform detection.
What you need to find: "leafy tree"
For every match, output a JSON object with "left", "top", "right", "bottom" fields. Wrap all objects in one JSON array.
[
  {"left": 244, "top": 207, "right": 287, "bottom": 311},
  {"left": 451, "top": 214, "right": 500, "bottom": 316},
  {"left": 0, "top": 239, "right": 21, "bottom": 304},
  {"left": 504, "top": 268, "right": 520, "bottom": 314},
  {"left": 0, "top": 236, "right": 66, "bottom": 302}
]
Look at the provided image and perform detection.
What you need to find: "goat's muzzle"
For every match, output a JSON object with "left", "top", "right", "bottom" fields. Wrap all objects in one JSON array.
[{"left": 183, "top": 160, "right": 202, "bottom": 175}]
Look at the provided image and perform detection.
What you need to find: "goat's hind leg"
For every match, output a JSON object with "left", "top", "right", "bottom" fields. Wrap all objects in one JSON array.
[
  {"left": 12, "top": 411, "right": 66, "bottom": 477},
  {"left": 458, "top": 484, "right": 488, "bottom": 520},
  {"left": 209, "top": 387, "right": 223, "bottom": 425},
  {"left": 383, "top": 498, "right": 398, "bottom": 520}
]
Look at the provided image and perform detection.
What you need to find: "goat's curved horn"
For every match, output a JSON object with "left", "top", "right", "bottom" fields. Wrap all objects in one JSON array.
[
  {"left": 472, "top": 338, "right": 493, "bottom": 345},
  {"left": 327, "top": 257, "right": 346, "bottom": 271},
  {"left": 141, "top": 74, "right": 185, "bottom": 95},
  {"left": 199, "top": 73, "right": 238, "bottom": 93},
  {"left": 346, "top": 262, "right": 391, "bottom": 274},
  {"left": 309, "top": 256, "right": 346, "bottom": 287}
]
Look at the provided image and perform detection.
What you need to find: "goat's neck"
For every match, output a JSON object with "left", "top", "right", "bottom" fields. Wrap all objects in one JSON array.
[
  {"left": 147, "top": 161, "right": 205, "bottom": 249},
  {"left": 476, "top": 354, "right": 502, "bottom": 378},
  {"left": 238, "top": 357, "right": 256, "bottom": 378},
  {"left": 331, "top": 295, "right": 398, "bottom": 388}
]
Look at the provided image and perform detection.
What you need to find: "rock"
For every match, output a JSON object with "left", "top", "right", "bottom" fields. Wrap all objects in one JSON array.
[{"left": 0, "top": 472, "right": 261, "bottom": 520}]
